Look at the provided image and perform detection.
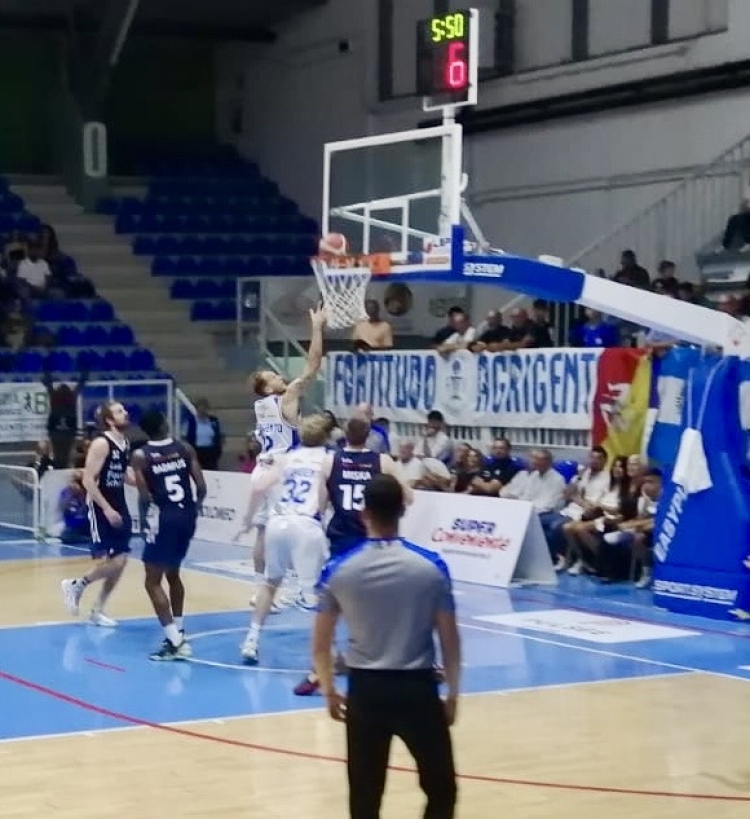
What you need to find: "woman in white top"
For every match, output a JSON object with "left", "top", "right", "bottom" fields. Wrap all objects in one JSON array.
[{"left": 561, "top": 456, "right": 629, "bottom": 575}]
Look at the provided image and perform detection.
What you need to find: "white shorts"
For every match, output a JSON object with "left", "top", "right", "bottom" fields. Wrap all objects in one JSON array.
[
  {"left": 264, "top": 515, "right": 329, "bottom": 590},
  {"left": 249, "top": 462, "right": 279, "bottom": 528}
]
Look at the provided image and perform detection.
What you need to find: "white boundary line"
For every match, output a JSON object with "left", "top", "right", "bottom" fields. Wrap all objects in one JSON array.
[
  {"left": 459, "top": 620, "right": 750, "bottom": 685},
  {"left": 0, "top": 670, "right": 692, "bottom": 746}
]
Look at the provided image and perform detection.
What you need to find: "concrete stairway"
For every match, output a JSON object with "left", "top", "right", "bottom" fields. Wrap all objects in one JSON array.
[{"left": 13, "top": 180, "right": 251, "bottom": 461}]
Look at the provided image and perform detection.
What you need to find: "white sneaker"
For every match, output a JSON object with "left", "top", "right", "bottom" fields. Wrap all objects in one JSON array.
[
  {"left": 635, "top": 570, "right": 652, "bottom": 589},
  {"left": 553, "top": 555, "right": 567, "bottom": 573},
  {"left": 567, "top": 560, "right": 583, "bottom": 576},
  {"left": 61, "top": 579, "right": 83, "bottom": 617},
  {"left": 89, "top": 610, "right": 118, "bottom": 628},
  {"left": 295, "top": 592, "right": 318, "bottom": 611},
  {"left": 240, "top": 633, "right": 259, "bottom": 665}
]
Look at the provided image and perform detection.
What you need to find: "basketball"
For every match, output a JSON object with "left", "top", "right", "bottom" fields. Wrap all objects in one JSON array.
[{"left": 319, "top": 232, "right": 349, "bottom": 256}]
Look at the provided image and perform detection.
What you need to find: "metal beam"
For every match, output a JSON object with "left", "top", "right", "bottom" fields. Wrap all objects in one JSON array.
[{"left": 0, "top": 12, "right": 276, "bottom": 42}]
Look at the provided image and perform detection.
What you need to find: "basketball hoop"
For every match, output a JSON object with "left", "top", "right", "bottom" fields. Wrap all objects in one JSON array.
[{"left": 311, "top": 253, "right": 391, "bottom": 330}]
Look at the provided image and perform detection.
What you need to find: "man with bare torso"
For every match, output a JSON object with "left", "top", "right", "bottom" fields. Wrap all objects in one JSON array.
[{"left": 352, "top": 299, "right": 393, "bottom": 352}]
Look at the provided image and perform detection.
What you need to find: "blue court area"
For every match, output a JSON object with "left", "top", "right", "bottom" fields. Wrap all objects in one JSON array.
[{"left": 2, "top": 532, "right": 750, "bottom": 743}]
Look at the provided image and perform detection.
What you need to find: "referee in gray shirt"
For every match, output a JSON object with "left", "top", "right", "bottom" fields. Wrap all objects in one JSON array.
[{"left": 313, "top": 474, "right": 460, "bottom": 819}]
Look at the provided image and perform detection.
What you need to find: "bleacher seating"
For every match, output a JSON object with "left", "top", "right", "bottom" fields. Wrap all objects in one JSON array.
[
  {"left": 0, "top": 173, "right": 171, "bottom": 423},
  {"left": 97, "top": 146, "right": 318, "bottom": 324}
]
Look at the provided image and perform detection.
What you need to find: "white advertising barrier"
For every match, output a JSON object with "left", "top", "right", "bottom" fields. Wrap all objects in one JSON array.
[
  {"left": 326, "top": 348, "right": 602, "bottom": 429},
  {"left": 41, "top": 469, "right": 253, "bottom": 544},
  {"left": 0, "top": 382, "right": 49, "bottom": 443},
  {"left": 400, "top": 491, "right": 556, "bottom": 587},
  {"left": 195, "top": 470, "right": 253, "bottom": 543}
]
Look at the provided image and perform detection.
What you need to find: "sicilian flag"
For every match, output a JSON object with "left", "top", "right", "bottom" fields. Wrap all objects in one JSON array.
[{"left": 591, "top": 348, "right": 652, "bottom": 465}]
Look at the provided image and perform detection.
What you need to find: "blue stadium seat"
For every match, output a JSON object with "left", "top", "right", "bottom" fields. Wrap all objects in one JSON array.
[
  {"left": 110, "top": 325, "right": 135, "bottom": 345},
  {"left": 82, "top": 325, "right": 110, "bottom": 346},
  {"left": 510, "top": 456, "right": 528, "bottom": 472},
  {"left": 554, "top": 460, "right": 579, "bottom": 484},
  {"left": 76, "top": 349, "right": 102, "bottom": 372},
  {"left": 130, "top": 349, "right": 156, "bottom": 371},
  {"left": 152, "top": 256, "right": 176, "bottom": 276},
  {"left": 37, "top": 302, "right": 66, "bottom": 322},
  {"left": 57, "top": 325, "right": 82, "bottom": 346},
  {"left": 171, "top": 279, "right": 195, "bottom": 299},
  {"left": 191, "top": 301, "right": 214, "bottom": 320},
  {"left": 103, "top": 350, "right": 128, "bottom": 371},
  {"left": 15, "top": 350, "right": 44, "bottom": 373},
  {"left": 48, "top": 350, "right": 74, "bottom": 373},
  {"left": 90, "top": 301, "right": 115, "bottom": 322}
]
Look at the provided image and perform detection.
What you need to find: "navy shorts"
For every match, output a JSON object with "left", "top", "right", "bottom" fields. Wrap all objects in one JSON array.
[
  {"left": 328, "top": 534, "right": 365, "bottom": 558},
  {"left": 142, "top": 510, "right": 196, "bottom": 570},
  {"left": 90, "top": 507, "right": 133, "bottom": 560}
]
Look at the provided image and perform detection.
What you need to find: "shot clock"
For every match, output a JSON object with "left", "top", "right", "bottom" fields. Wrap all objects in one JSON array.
[{"left": 417, "top": 9, "right": 479, "bottom": 112}]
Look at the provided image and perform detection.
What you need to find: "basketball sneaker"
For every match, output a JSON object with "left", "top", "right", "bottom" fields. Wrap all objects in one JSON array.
[
  {"left": 61, "top": 578, "right": 83, "bottom": 617},
  {"left": 240, "top": 633, "right": 259, "bottom": 665},
  {"left": 89, "top": 610, "right": 118, "bottom": 628},
  {"left": 149, "top": 638, "right": 192, "bottom": 661}
]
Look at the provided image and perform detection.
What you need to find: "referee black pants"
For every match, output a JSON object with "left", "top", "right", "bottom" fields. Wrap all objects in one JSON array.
[{"left": 346, "top": 669, "right": 456, "bottom": 819}]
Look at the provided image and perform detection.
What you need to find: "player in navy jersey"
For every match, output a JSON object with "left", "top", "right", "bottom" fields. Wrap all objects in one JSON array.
[
  {"left": 294, "top": 413, "right": 413, "bottom": 695},
  {"left": 131, "top": 411, "right": 207, "bottom": 661},
  {"left": 61, "top": 400, "right": 135, "bottom": 627}
]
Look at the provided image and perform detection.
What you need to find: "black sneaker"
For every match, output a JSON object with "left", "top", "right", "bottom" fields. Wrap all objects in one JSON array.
[{"left": 149, "top": 638, "right": 192, "bottom": 661}]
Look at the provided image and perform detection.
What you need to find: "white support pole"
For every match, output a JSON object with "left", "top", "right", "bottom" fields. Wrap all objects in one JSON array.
[
  {"left": 322, "top": 143, "right": 333, "bottom": 236},
  {"left": 325, "top": 123, "right": 459, "bottom": 155},
  {"left": 363, "top": 204, "right": 371, "bottom": 254},
  {"left": 401, "top": 203, "right": 410, "bottom": 256}
]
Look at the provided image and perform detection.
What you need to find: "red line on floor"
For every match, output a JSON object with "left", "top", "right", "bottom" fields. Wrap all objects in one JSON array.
[
  {"left": 83, "top": 658, "right": 126, "bottom": 673},
  {"left": 0, "top": 668, "right": 748, "bottom": 803}
]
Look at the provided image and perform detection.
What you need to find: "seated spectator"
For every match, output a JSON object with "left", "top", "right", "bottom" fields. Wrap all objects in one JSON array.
[
  {"left": 722, "top": 199, "right": 750, "bottom": 251},
  {"left": 3, "top": 230, "right": 26, "bottom": 273},
  {"left": 561, "top": 455, "right": 629, "bottom": 575},
  {"left": 72, "top": 436, "right": 89, "bottom": 469},
  {"left": 677, "top": 281, "right": 697, "bottom": 304},
  {"left": 322, "top": 410, "right": 346, "bottom": 448},
  {"left": 356, "top": 403, "right": 390, "bottom": 453},
  {"left": 416, "top": 410, "right": 453, "bottom": 464},
  {"left": 598, "top": 468, "right": 662, "bottom": 584},
  {"left": 17, "top": 239, "right": 51, "bottom": 298},
  {"left": 0, "top": 298, "right": 32, "bottom": 351},
  {"left": 471, "top": 310, "right": 508, "bottom": 353},
  {"left": 395, "top": 439, "right": 426, "bottom": 487},
  {"left": 59, "top": 469, "right": 91, "bottom": 544},
  {"left": 541, "top": 446, "right": 610, "bottom": 570},
  {"left": 28, "top": 438, "right": 55, "bottom": 480},
  {"left": 238, "top": 436, "right": 261, "bottom": 473},
  {"left": 580, "top": 308, "right": 620, "bottom": 348},
  {"left": 184, "top": 398, "right": 223, "bottom": 470},
  {"left": 613, "top": 250, "right": 650, "bottom": 289},
  {"left": 352, "top": 299, "right": 393, "bottom": 351},
  {"left": 433, "top": 306, "right": 476, "bottom": 355},
  {"left": 505, "top": 306, "right": 553, "bottom": 349},
  {"left": 470, "top": 437, "right": 519, "bottom": 496},
  {"left": 452, "top": 447, "right": 483, "bottom": 493},
  {"left": 418, "top": 457, "right": 453, "bottom": 492},
  {"left": 449, "top": 441, "right": 470, "bottom": 474},
  {"left": 500, "top": 467, "right": 530, "bottom": 499},
  {"left": 529, "top": 299, "right": 555, "bottom": 346},
  {"left": 504, "top": 449, "right": 565, "bottom": 535},
  {"left": 654, "top": 260, "right": 678, "bottom": 288}
]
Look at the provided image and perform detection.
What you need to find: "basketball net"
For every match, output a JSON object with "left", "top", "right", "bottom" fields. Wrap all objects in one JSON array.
[{"left": 310, "top": 252, "right": 392, "bottom": 330}]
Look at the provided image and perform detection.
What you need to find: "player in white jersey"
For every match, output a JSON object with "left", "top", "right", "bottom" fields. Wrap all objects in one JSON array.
[
  {"left": 244, "top": 305, "right": 327, "bottom": 608},
  {"left": 239, "top": 414, "right": 331, "bottom": 665}
]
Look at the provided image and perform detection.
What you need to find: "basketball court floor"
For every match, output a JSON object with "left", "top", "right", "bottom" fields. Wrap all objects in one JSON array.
[{"left": 2, "top": 531, "right": 750, "bottom": 818}]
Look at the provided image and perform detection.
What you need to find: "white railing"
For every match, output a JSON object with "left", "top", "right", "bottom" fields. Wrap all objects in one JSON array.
[
  {"left": 0, "top": 464, "right": 41, "bottom": 536},
  {"left": 567, "top": 132, "right": 750, "bottom": 277},
  {"left": 174, "top": 387, "right": 196, "bottom": 439},
  {"left": 76, "top": 379, "right": 174, "bottom": 433}
]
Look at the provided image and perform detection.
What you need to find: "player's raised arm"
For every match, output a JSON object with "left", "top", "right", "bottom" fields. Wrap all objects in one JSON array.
[
  {"left": 83, "top": 437, "right": 117, "bottom": 518},
  {"left": 280, "top": 306, "right": 327, "bottom": 420},
  {"left": 379, "top": 453, "right": 415, "bottom": 506},
  {"left": 184, "top": 442, "right": 207, "bottom": 505}
]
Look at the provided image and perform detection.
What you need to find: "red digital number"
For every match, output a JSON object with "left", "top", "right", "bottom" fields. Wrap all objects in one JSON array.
[{"left": 445, "top": 41, "right": 467, "bottom": 90}]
